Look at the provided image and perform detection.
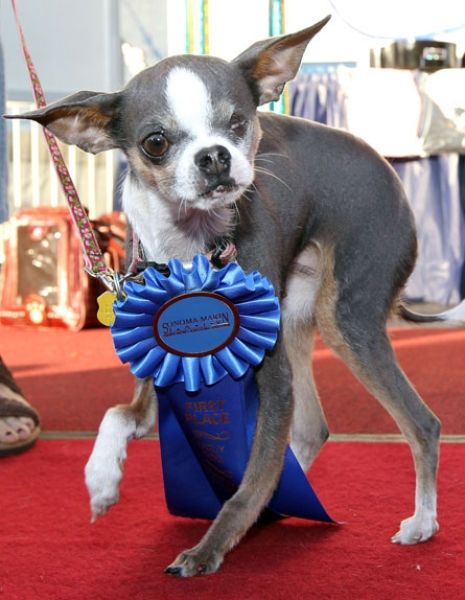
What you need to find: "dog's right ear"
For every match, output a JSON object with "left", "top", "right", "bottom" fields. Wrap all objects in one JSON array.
[
  {"left": 233, "top": 15, "right": 330, "bottom": 105},
  {"left": 3, "top": 90, "right": 121, "bottom": 154}
]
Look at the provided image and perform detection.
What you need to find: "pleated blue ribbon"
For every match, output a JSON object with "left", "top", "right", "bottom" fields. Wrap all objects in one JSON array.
[{"left": 111, "top": 255, "right": 332, "bottom": 522}]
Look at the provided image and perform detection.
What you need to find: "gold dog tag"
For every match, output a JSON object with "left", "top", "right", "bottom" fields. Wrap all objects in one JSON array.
[{"left": 96, "top": 291, "right": 117, "bottom": 326}]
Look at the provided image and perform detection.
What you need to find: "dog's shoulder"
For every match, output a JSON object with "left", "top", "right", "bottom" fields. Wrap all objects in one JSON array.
[
  {"left": 258, "top": 111, "right": 319, "bottom": 142},
  {"left": 258, "top": 112, "right": 374, "bottom": 155},
  {"left": 257, "top": 111, "right": 400, "bottom": 187}
]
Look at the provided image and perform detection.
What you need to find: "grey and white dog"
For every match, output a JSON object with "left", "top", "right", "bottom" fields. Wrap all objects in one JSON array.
[{"left": 10, "top": 16, "right": 465, "bottom": 576}]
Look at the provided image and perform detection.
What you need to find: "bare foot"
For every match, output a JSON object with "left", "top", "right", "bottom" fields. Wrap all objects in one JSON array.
[{"left": 0, "top": 415, "right": 37, "bottom": 443}]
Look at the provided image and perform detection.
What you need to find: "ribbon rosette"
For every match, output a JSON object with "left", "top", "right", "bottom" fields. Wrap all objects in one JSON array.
[
  {"left": 111, "top": 255, "right": 332, "bottom": 522},
  {"left": 111, "top": 254, "right": 280, "bottom": 392}
]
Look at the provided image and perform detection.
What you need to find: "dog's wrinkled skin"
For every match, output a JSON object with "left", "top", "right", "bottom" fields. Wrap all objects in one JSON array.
[{"left": 11, "top": 15, "right": 465, "bottom": 576}]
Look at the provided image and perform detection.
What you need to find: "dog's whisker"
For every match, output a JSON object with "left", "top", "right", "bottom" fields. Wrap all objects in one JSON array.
[
  {"left": 256, "top": 151, "right": 288, "bottom": 160},
  {"left": 227, "top": 199, "right": 240, "bottom": 219},
  {"left": 177, "top": 197, "right": 186, "bottom": 220},
  {"left": 242, "top": 190, "right": 254, "bottom": 203},
  {"left": 243, "top": 182, "right": 259, "bottom": 201},
  {"left": 254, "top": 157, "right": 275, "bottom": 165},
  {"left": 254, "top": 166, "right": 293, "bottom": 192}
]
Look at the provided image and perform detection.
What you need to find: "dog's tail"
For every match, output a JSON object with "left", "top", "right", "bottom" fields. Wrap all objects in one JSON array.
[{"left": 398, "top": 298, "right": 465, "bottom": 325}]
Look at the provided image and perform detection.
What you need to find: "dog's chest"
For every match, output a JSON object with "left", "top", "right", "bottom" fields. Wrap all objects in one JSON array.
[{"left": 122, "top": 177, "right": 234, "bottom": 263}]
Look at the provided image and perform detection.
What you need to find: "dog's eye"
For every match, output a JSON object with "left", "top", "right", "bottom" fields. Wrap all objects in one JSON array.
[
  {"left": 141, "top": 133, "right": 169, "bottom": 160},
  {"left": 230, "top": 114, "right": 247, "bottom": 137}
]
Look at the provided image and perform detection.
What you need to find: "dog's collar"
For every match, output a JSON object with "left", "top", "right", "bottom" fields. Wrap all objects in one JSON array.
[{"left": 135, "top": 237, "right": 237, "bottom": 277}]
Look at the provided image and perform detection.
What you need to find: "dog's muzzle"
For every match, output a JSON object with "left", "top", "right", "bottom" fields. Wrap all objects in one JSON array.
[{"left": 195, "top": 145, "right": 236, "bottom": 194}]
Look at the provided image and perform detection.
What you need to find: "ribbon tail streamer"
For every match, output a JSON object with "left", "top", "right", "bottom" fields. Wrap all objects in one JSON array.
[
  {"left": 157, "top": 392, "right": 222, "bottom": 519},
  {"left": 156, "top": 369, "right": 333, "bottom": 522}
]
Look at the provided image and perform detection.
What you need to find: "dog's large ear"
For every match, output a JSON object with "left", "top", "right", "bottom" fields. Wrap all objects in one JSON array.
[
  {"left": 3, "top": 90, "right": 121, "bottom": 154},
  {"left": 233, "top": 15, "right": 330, "bottom": 105}
]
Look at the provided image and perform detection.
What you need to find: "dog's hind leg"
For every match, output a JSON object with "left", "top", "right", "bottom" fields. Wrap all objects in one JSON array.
[
  {"left": 283, "top": 245, "right": 329, "bottom": 471},
  {"left": 84, "top": 377, "right": 156, "bottom": 521},
  {"left": 315, "top": 268, "right": 440, "bottom": 545},
  {"left": 286, "top": 324, "right": 329, "bottom": 471}
]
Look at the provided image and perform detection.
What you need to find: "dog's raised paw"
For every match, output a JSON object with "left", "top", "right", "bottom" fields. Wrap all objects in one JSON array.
[
  {"left": 88, "top": 489, "right": 120, "bottom": 523},
  {"left": 391, "top": 513, "right": 439, "bottom": 545},
  {"left": 84, "top": 451, "right": 123, "bottom": 521},
  {"left": 165, "top": 547, "right": 224, "bottom": 577}
]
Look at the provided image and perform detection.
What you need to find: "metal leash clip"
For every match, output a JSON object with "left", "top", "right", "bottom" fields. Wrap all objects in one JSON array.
[{"left": 111, "top": 270, "right": 126, "bottom": 302}]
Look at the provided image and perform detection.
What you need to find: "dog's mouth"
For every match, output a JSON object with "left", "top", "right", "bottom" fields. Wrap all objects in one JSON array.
[{"left": 199, "top": 182, "right": 239, "bottom": 199}]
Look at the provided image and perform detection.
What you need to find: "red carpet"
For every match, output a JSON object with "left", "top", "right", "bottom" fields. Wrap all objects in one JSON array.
[
  {"left": 2, "top": 440, "right": 464, "bottom": 599},
  {"left": 1, "top": 324, "right": 464, "bottom": 433}
]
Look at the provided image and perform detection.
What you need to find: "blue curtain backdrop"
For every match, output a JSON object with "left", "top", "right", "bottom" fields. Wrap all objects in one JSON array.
[
  {"left": 0, "top": 38, "right": 7, "bottom": 224},
  {"left": 290, "top": 71, "right": 349, "bottom": 130},
  {"left": 289, "top": 71, "right": 465, "bottom": 304}
]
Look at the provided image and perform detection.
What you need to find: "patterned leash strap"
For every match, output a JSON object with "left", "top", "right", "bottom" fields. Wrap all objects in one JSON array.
[{"left": 11, "top": 0, "right": 113, "bottom": 286}]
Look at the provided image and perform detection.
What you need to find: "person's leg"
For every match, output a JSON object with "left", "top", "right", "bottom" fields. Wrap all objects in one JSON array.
[{"left": 0, "top": 357, "right": 41, "bottom": 456}]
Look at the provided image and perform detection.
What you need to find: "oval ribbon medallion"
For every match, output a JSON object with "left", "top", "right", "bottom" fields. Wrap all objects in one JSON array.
[{"left": 153, "top": 292, "right": 240, "bottom": 357}]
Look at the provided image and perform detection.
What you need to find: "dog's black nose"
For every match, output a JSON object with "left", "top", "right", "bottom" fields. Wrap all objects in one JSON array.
[{"left": 195, "top": 145, "right": 231, "bottom": 177}]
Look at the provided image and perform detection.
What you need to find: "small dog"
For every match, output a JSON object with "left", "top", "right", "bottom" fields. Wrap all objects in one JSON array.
[{"left": 11, "top": 15, "right": 465, "bottom": 576}]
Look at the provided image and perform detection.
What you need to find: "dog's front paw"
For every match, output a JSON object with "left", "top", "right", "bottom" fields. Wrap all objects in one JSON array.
[
  {"left": 165, "top": 546, "right": 224, "bottom": 577},
  {"left": 391, "top": 512, "right": 439, "bottom": 545},
  {"left": 84, "top": 450, "right": 124, "bottom": 522}
]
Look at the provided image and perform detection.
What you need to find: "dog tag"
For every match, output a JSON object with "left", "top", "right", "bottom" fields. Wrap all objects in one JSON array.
[{"left": 96, "top": 291, "right": 117, "bottom": 326}]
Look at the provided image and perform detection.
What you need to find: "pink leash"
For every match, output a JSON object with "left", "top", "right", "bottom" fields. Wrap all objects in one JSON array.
[{"left": 11, "top": 0, "right": 115, "bottom": 287}]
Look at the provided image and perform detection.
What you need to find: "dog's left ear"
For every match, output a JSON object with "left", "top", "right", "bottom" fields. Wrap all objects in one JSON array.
[
  {"left": 233, "top": 15, "right": 330, "bottom": 105},
  {"left": 3, "top": 90, "right": 121, "bottom": 154}
]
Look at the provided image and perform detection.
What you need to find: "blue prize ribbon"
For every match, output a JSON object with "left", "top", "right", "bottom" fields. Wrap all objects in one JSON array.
[{"left": 111, "top": 255, "right": 332, "bottom": 522}]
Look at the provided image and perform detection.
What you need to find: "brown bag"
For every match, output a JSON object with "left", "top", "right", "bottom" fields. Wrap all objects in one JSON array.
[{"left": 0, "top": 207, "right": 127, "bottom": 331}]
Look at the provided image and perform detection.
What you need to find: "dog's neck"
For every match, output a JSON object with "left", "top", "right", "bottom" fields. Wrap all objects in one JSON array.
[{"left": 122, "top": 175, "right": 236, "bottom": 263}]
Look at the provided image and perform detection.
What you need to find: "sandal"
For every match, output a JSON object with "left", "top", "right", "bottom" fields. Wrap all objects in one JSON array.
[{"left": 0, "top": 357, "right": 41, "bottom": 457}]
